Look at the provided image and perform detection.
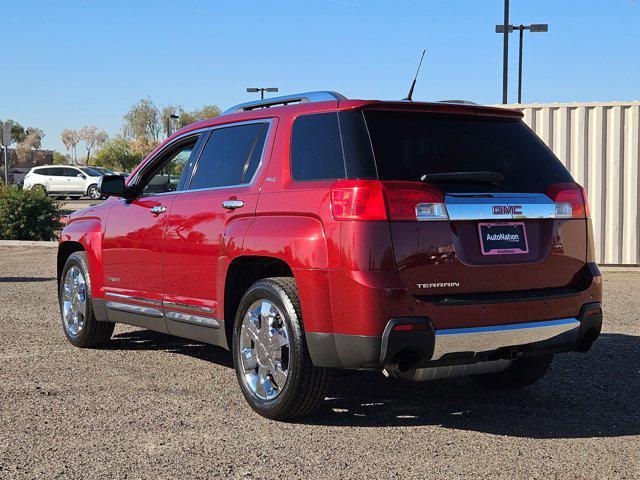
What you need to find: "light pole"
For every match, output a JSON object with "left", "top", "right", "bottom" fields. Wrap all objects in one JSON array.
[
  {"left": 496, "top": 23, "right": 548, "bottom": 103},
  {"left": 501, "top": 0, "right": 510, "bottom": 104},
  {"left": 246, "top": 87, "right": 279, "bottom": 100},
  {"left": 166, "top": 114, "right": 179, "bottom": 138}
]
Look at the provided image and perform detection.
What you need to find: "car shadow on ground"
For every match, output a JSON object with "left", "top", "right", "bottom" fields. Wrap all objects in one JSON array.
[
  {"left": 108, "top": 329, "right": 233, "bottom": 368},
  {"left": 107, "top": 330, "right": 638, "bottom": 439}
]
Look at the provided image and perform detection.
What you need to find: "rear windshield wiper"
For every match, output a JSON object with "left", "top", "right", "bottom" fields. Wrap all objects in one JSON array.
[{"left": 420, "top": 171, "right": 504, "bottom": 186}]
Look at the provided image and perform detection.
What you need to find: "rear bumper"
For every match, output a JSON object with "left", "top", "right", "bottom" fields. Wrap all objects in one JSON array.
[{"left": 307, "top": 302, "right": 602, "bottom": 369}]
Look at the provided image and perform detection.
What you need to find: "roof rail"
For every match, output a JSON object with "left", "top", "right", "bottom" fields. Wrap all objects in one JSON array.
[
  {"left": 438, "top": 99, "right": 478, "bottom": 105},
  {"left": 223, "top": 91, "right": 347, "bottom": 115}
]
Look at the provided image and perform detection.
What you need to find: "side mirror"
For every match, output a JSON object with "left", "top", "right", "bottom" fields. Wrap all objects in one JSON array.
[
  {"left": 98, "top": 175, "right": 127, "bottom": 197},
  {"left": 77, "top": 173, "right": 86, "bottom": 179}
]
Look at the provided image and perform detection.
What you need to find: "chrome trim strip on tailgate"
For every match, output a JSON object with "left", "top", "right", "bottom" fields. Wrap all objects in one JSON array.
[
  {"left": 432, "top": 318, "right": 580, "bottom": 361},
  {"left": 445, "top": 193, "right": 557, "bottom": 221}
]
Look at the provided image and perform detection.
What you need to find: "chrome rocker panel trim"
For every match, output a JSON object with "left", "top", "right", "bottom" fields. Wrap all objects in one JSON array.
[
  {"left": 432, "top": 318, "right": 581, "bottom": 361},
  {"left": 165, "top": 310, "right": 220, "bottom": 328},
  {"left": 103, "top": 293, "right": 220, "bottom": 329},
  {"left": 105, "top": 301, "right": 163, "bottom": 318}
]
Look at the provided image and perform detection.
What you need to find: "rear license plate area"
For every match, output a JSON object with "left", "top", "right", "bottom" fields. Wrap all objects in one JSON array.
[{"left": 478, "top": 222, "right": 529, "bottom": 255}]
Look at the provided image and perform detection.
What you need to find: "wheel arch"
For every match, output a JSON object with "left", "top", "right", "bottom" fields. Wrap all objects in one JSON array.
[
  {"left": 223, "top": 255, "right": 294, "bottom": 347},
  {"left": 58, "top": 218, "right": 105, "bottom": 297}
]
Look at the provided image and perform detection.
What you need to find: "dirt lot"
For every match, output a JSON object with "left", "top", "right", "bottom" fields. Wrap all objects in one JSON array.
[{"left": 0, "top": 246, "right": 638, "bottom": 479}]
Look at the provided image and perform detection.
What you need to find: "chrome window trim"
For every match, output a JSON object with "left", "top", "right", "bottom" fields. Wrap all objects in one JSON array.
[
  {"left": 105, "top": 301, "right": 164, "bottom": 318},
  {"left": 183, "top": 118, "right": 273, "bottom": 193},
  {"left": 445, "top": 193, "right": 558, "bottom": 221}
]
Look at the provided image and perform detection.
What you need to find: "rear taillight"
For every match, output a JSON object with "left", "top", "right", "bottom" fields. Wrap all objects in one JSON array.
[
  {"left": 546, "top": 182, "right": 590, "bottom": 219},
  {"left": 330, "top": 180, "right": 448, "bottom": 221},
  {"left": 383, "top": 181, "right": 448, "bottom": 221},
  {"left": 330, "top": 180, "right": 387, "bottom": 221}
]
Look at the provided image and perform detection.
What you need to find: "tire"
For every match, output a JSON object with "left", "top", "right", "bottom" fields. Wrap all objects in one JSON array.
[
  {"left": 232, "top": 277, "right": 328, "bottom": 420},
  {"left": 470, "top": 354, "right": 554, "bottom": 390},
  {"left": 87, "top": 184, "right": 101, "bottom": 200},
  {"left": 59, "top": 251, "right": 114, "bottom": 348},
  {"left": 32, "top": 184, "right": 47, "bottom": 195}
]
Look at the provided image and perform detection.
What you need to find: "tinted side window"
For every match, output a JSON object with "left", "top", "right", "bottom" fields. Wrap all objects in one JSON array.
[
  {"left": 291, "top": 113, "right": 345, "bottom": 181},
  {"left": 242, "top": 124, "right": 268, "bottom": 183},
  {"left": 63, "top": 168, "right": 80, "bottom": 177},
  {"left": 189, "top": 123, "right": 265, "bottom": 190},
  {"left": 49, "top": 167, "right": 66, "bottom": 177},
  {"left": 34, "top": 168, "right": 50, "bottom": 176}
]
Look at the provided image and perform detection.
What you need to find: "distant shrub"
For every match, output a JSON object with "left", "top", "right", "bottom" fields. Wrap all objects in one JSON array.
[{"left": 0, "top": 186, "right": 63, "bottom": 241}]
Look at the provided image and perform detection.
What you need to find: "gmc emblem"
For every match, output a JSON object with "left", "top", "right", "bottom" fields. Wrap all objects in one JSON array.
[{"left": 492, "top": 205, "right": 523, "bottom": 215}]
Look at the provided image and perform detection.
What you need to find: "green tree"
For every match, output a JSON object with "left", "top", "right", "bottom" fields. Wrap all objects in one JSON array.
[
  {"left": 53, "top": 152, "right": 69, "bottom": 165},
  {"left": 124, "top": 98, "right": 161, "bottom": 141},
  {"left": 92, "top": 136, "right": 142, "bottom": 172},
  {"left": 0, "top": 119, "right": 27, "bottom": 145}
]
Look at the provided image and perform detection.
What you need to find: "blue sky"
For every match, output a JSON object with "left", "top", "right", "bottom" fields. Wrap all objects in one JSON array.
[{"left": 3, "top": 0, "right": 639, "bottom": 153}]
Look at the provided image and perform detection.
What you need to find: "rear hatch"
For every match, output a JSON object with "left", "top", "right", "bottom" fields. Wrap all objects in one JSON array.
[{"left": 362, "top": 109, "right": 590, "bottom": 300}]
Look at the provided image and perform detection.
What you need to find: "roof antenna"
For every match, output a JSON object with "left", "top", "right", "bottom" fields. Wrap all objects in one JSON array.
[{"left": 403, "top": 49, "right": 426, "bottom": 101}]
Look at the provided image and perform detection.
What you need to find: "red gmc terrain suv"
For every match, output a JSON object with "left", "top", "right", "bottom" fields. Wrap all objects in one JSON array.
[{"left": 57, "top": 91, "right": 603, "bottom": 420}]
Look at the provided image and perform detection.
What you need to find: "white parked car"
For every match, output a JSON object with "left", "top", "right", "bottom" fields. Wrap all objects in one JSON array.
[{"left": 22, "top": 165, "right": 104, "bottom": 200}]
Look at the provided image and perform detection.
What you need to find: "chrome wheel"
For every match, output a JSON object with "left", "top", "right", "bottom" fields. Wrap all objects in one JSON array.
[
  {"left": 61, "top": 266, "right": 87, "bottom": 338},
  {"left": 239, "top": 299, "right": 290, "bottom": 401}
]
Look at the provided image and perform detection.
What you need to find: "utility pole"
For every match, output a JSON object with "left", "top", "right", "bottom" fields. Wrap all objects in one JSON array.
[
  {"left": 502, "top": 0, "right": 509, "bottom": 104},
  {"left": 1, "top": 122, "right": 11, "bottom": 185}
]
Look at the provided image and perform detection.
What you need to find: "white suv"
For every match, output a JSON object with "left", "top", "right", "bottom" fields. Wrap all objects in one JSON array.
[{"left": 23, "top": 166, "right": 104, "bottom": 200}]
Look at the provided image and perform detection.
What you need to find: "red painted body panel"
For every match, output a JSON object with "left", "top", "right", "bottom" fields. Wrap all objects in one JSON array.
[{"left": 102, "top": 195, "right": 176, "bottom": 304}]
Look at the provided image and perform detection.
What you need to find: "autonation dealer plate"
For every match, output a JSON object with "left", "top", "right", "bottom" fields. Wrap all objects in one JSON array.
[{"left": 478, "top": 222, "right": 529, "bottom": 255}]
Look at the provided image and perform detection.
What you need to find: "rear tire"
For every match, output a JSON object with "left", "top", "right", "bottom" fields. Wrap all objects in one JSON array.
[
  {"left": 32, "top": 184, "right": 47, "bottom": 195},
  {"left": 470, "top": 354, "right": 553, "bottom": 390},
  {"left": 59, "top": 251, "right": 114, "bottom": 348},
  {"left": 87, "top": 184, "right": 101, "bottom": 200},
  {"left": 232, "top": 277, "right": 328, "bottom": 420}
]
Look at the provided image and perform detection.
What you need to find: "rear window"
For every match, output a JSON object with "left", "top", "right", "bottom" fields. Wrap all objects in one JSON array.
[{"left": 364, "top": 111, "right": 573, "bottom": 193}]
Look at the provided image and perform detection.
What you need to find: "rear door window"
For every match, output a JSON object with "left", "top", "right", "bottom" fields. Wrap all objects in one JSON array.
[
  {"left": 290, "top": 113, "right": 345, "bottom": 181},
  {"left": 189, "top": 122, "right": 268, "bottom": 190},
  {"left": 49, "top": 167, "right": 66, "bottom": 177},
  {"left": 364, "top": 110, "right": 573, "bottom": 193}
]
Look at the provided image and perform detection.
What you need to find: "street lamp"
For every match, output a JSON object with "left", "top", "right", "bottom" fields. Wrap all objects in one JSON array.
[
  {"left": 166, "top": 114, "right": 179, "bottom": 138},
  {"left": 246, "top": 87, "right": 279, "bottom": 100},
  {"left": 496, "top": 23, "right": 549, "bottom": 103}
]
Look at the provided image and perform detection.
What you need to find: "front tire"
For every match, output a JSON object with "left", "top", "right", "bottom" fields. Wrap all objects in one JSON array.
[
  {"left": 470, "top": 354, "right": 553, "bottom": 390},
  {"left": 59, "top": 251, "right": 114, "bottom": 347},
  {"left": 232, "top": 277, "right": 328, "bottom": 420}
]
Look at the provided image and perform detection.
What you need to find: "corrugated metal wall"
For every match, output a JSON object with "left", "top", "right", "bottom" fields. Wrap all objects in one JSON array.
[{"left": 503, "top": 102, "right": 640, "bottom": 266}]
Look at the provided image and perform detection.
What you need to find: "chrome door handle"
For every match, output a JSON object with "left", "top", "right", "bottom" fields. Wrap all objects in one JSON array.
[
  {"left": 150, "top": 205, "right": 167, "bottom": 215},
  {"left": 222, "top": 200, "right": 244, "bottom": 210}
]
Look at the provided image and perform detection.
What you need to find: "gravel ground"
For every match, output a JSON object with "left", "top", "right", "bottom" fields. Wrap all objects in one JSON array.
[{"left": 0, "top": 246, "right": 638, "bottom": 479}]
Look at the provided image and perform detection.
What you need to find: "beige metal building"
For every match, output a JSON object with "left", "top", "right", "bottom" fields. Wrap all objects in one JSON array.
[{"left": 502, "top": 102, "right": 640, "bottom": 266}]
